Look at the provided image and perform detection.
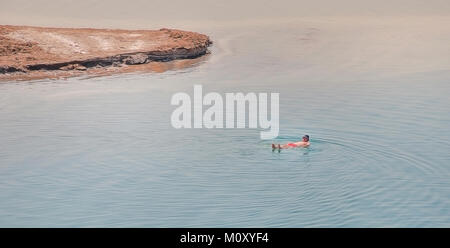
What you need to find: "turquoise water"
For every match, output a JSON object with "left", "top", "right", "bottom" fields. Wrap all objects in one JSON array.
[{"left": 1, "top": 19, "right": 450, "bottom": 227}]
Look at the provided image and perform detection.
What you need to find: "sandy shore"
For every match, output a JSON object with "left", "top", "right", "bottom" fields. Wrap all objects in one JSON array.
[{"left": 0, "top": 25, "right": 212, "bottom": 81}]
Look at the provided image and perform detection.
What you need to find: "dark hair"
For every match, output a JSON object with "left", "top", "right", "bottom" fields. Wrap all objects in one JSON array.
[{"left": 303, "top": 135, "right": 309, "bottom": 141}]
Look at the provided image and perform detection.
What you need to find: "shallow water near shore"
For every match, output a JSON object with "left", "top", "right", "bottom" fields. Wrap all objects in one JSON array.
[{"left": 1, "top": 17, "right": 450, "bottom": 227}]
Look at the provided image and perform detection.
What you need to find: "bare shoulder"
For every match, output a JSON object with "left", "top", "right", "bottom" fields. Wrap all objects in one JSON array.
[{"left": 295, "top": 141, "right": 310, "bottom": 147}]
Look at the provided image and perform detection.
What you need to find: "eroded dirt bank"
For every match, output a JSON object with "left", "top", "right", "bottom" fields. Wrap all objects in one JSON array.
[{"left": 0, "top": 25, "right": 212, "bottom": 81}]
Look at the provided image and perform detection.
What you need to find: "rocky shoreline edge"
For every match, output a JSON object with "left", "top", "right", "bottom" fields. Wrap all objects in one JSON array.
[{"left": 0, "top": 25, "right": 212, "bottom": 80}]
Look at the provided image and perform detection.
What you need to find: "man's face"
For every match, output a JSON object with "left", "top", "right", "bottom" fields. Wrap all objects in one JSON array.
[{"left": 302, "top": 137, "right": 308, "bottom": 142}]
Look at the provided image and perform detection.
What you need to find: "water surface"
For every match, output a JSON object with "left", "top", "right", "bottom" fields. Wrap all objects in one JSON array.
[{"left": 0, "top": 17, "right": 449, "bottom": 227}]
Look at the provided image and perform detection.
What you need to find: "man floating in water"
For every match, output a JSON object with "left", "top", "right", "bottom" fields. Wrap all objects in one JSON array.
[{"left": 272, "top": 135, "right": 310, "bottom": 150}]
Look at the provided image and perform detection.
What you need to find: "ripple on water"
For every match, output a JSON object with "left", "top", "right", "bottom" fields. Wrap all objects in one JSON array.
[{"left": 260, "top": 132, "right": 448, "bottom": 227}]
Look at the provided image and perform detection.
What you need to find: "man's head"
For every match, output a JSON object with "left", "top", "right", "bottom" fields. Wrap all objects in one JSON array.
[{"left": 302, "top": 135, "right": 310, "bottom": 142}]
